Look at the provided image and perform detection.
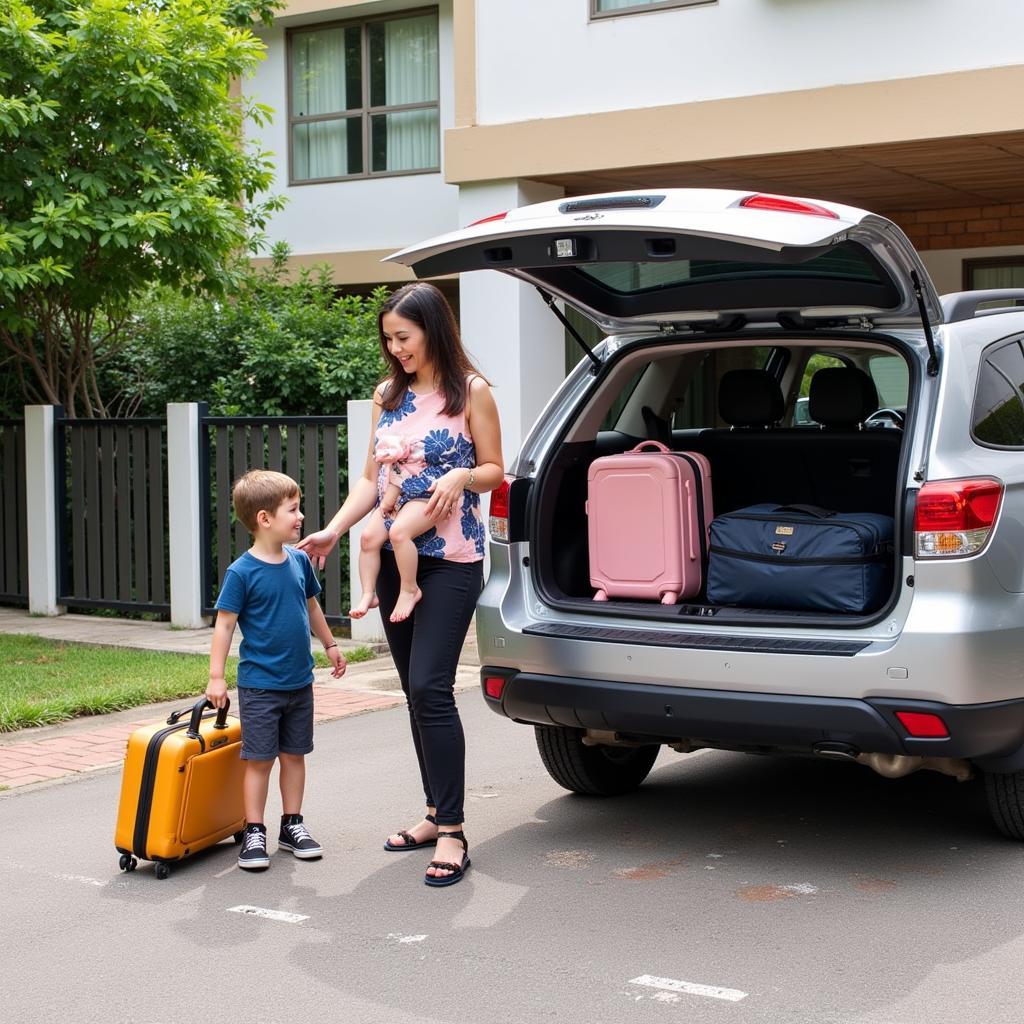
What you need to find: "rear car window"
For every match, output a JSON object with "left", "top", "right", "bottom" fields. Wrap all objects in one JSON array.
[
  {"left": 576, "top": 242, "right": 887, "bottom": 296},
  {"left": 973, "top": 337, "right": 1024, "bottom": 448},
  {"left": 868, "top": 354, "right": 910, "bottom": 408}
]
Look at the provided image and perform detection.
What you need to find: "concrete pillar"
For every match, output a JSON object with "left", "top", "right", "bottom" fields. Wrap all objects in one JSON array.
[
  {"left": 24, "top": 405, "right": 63, "bottom": 616},
  {"left": 347, "top": 398, "right": 385, "bottom": 642},
  {"left": 457, "top": 179, "right": 567, "bottom": 466},
  {"left": 167, "top": 402, "right": 205, "bottom": 627}
]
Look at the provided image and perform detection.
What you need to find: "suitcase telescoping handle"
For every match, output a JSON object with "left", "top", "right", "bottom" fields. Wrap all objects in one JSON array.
[
  {"left": 773, "top": 504, "right": 835, "bottom": 519},
  {"left": 166, "top": 697, "right": 230, "bottom": 735}
]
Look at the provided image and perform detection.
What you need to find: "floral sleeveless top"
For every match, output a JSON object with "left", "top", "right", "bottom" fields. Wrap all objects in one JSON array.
[{"left": 375, "top": 380, "right": 485, "bottom": 563}]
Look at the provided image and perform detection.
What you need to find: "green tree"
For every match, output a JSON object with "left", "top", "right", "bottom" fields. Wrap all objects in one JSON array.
[{"left": 0, "top": 0, "right": 283, "bottom": 416}]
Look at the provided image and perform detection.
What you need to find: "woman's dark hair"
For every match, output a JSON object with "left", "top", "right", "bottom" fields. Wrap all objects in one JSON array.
[{"left": 377, "top": 282, "right": 488, "bottom": 416}]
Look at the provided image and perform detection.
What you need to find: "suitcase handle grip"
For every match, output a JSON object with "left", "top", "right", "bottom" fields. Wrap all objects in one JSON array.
[
  {"left": 165, "top": 697, "right": 231, "bottom": 735},
  {"left": 187, "top": 697, "right": 230, "bottom": 737},
  {"left": 628, "top": 440, "right": 670, "bottom": 453}
]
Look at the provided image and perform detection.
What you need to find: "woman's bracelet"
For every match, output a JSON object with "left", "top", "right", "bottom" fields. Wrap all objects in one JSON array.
[
  {"left": 324, "top": 642, "right": 338, "bottom": 651},
  {"left": 467, "top": 467, "right": 476, "bottom": 488}
]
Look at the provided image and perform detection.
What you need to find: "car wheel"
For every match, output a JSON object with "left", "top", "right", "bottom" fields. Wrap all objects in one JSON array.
[
  {"left": 534, "top": 725, "right": 660, "bottom": 796},
  {"left": 984, "top": 770, "right": 1024, "bottom": 840}
]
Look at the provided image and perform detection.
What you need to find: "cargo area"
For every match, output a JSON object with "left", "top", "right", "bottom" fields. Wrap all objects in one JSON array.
[{"left": 530, "top": 337, "right": 912, "bottom": 625}]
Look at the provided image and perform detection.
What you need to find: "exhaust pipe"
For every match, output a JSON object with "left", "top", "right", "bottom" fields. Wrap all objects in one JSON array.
[
  {"left": 856, "top": 751, "right": 973, "bottom": 782},
  {"left": 812, "top": 742, "right": 972, "bottom": 782}
]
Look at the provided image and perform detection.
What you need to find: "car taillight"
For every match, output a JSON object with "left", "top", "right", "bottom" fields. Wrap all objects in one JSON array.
[
  {"left": 484, "top": 676, "right": 507, "bottom": 700},
  {"left": 488, "top": 477, "right": 512, "bottom": 542},
  {"left": 895, "top": 711, "right": 949, "bottom": 738},
  {"left": 467, "top": 211, "right": 507, "bottom": 227},
  {"left": 914, "top": 477, "right": 1003, "bottom": 558},
  {"left": 738, "top": 193, "right": 839, "bottom": 219}
]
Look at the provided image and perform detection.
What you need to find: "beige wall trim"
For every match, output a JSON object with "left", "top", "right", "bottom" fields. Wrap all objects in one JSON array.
[
  {"left": 445, "top": 64, "right": 1024, "bottom": 184},
  {"left": 251, "top": 249, "right": 416, "bottom": 284},
  {"left": 277, "top": 0, "right": 388, "bottom": 17},
  {"left": 453, "top": 0, "right": 476, "bottom": 128}
]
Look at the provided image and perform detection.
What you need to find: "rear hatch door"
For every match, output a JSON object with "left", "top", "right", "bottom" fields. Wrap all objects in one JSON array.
[{"left": 385, "top": 189, "right": 942, "bottom": 336}]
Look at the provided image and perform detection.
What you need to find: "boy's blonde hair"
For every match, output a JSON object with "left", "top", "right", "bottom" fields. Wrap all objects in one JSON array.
[{"left": 232, "top": 470, "right": 300, "bottom": 532}]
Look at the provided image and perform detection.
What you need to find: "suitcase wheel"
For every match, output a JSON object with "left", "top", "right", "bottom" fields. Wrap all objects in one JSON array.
[
  {"left": 154, "top": 862, "right": 171, "bottom": 881},
  {"left": 233, "top": 830, "right": 245, "bottom": 845},
  {"left": 118, "top": 854, "right": 137, "bottom": 872}
]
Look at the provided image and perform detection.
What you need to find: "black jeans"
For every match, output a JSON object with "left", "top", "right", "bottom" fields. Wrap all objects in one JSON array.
[{"left": 375, "top": 549, "right": 483, "bottom": 826}]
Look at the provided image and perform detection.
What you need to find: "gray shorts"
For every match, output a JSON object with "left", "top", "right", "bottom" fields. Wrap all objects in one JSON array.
[{"left": 237, "top": 684, "right": 314, "bottom": 761}]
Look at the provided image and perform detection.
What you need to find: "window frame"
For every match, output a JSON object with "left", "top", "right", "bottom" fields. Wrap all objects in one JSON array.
[
  {"left": 589, "top": 0, "right": 717, "bottom": 20},
  {"left": 970, "top": 334, "right": 1024, "bottom": 451},
  {"left": 962, "top": 255, "right": 1024, "bottom": 291},
  {"left": 286, "top": 6, "right": 441, "bottom": 186}
]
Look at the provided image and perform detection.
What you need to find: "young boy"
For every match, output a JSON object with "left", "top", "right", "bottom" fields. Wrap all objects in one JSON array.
[{"left": 206, "top": 470, "right": 346, "bottom": 871}]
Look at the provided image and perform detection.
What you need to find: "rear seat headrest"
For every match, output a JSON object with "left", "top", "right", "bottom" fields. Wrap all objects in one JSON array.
[
  {"left": 718, "top": 369, "right": 784, "bottom": 428},
  {"left": 808, "top": 367, "right": 879, "bottom": 428}
]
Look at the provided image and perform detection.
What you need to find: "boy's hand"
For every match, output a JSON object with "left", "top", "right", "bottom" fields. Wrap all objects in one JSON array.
[
  {"left": 206, "top": 677, "right": 228, "bottom": 709},
  {"left": 327, "top": 646, "right": 347, "bottom": 679}
]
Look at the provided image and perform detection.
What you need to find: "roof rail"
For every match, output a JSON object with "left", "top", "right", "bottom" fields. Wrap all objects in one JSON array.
[{"left": 941, "top": 289, "right": 1024, "bottom": 323}]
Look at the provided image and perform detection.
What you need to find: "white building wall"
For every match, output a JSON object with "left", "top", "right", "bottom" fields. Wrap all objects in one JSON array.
[
  {"left": 920, "top": 245, "right": 1024, "bottom": 297},
  {"left": 476, "top": 0, "right": 1024, "bottom": 125},
  {"left": 246, "top": 0, "right": 459, "bottom": 256}
]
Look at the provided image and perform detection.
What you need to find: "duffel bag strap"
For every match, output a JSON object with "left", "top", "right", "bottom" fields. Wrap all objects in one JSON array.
[{"left": 773, "top": 504, "right": 835, "bottom": 519}]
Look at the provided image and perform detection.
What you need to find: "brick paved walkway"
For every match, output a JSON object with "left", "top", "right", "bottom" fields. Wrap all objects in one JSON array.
[{"left": 0, "top": 686, "right": 404, "bottom": 790}]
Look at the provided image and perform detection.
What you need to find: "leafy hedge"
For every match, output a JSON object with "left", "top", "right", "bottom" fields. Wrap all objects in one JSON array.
[{"left": 100, "top": 253, "right": 388, "bottom": 417}]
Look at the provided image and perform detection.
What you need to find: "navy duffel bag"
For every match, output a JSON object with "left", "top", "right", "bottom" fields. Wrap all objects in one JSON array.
[{"left": 706, "top": 504, "right": 895, "bottom": 613}]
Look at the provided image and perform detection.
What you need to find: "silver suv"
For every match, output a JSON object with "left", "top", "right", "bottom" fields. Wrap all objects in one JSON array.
[{"left": 389, "top": 189, "right": 1024, "bottom": 840}]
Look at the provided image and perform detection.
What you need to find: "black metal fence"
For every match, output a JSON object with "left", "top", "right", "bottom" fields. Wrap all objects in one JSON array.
[
  {"left": 200, "top": 412, "right": 350, "bottom": 624},
  {"left": 0, "top": 419, "right": 28, "bottom": 606},
  {"left": 56, "top": 415, "right": 170, "bottom": 614}
]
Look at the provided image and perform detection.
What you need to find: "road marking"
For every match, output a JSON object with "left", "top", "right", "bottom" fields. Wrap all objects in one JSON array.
[
  {"left": 387, "top": 933, "right": 428, "bottom": 943},
  {"left": 213, "top": 864, "right": 237, "bottom": 878},
  {"left": 629, "top": 974, "right": 748, "bottom": 1003},
  {"left": 228, "top": 905, "right": 309, "bottom": 924},
  {"left": 780, "top": 882, "right": 818, "bottom": 895},
  {"left": 54, "top": 872, "right": 108, "bottom": 888}
]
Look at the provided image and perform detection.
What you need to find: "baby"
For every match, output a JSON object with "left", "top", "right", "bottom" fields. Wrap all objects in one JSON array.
[{"left": 350, "top": 433, "right": 433, "bottom": 623}]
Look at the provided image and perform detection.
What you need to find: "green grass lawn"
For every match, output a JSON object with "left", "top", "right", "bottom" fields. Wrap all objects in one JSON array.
[{"left": 0, "top": 634, "right": 376, "bottom": 733}]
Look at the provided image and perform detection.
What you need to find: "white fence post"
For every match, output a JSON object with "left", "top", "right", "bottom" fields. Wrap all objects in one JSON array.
[
  {"left": 24, "top": 405, "right": 63, "bottom": 616},
  {"left": 346, "top": 398, "right": 384, "bottom": 642},
  {"left": 167, "top": 402, "right": 205, "bottom": 627}
]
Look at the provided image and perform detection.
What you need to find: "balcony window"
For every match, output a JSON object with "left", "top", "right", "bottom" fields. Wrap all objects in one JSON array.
[{"left": 288, "top": 10, "right": 439, "bottom": 183}]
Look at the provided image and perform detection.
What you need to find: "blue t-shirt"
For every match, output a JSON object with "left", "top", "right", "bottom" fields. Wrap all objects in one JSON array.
[{"left": 214, "top": 547, "right": 322, "bottom": 690}]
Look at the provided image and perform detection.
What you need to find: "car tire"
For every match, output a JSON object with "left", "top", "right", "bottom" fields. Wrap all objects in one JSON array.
[
  {"left": 984, "top": 770, "right": 1024, "bottom": 840},
  {"left": 534, "top": 726, "right": 660, "bottom": 796}
]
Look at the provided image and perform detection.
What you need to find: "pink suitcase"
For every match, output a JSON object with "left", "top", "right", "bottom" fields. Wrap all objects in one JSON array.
[{"left": 586, "top": 441, "right": 712, "bottom": 604}]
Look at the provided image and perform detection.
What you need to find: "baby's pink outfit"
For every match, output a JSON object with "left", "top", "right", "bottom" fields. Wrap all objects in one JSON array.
[{"left": 374, "top": 433, "right": 427, "bottom": 494}]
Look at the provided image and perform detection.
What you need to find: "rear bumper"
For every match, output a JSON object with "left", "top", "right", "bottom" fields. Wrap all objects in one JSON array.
[{"left": 480, "top": 667, "right": 1024, "bottom": 766}]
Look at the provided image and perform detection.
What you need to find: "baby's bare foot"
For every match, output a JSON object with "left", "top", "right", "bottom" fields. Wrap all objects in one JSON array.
[
  {"left": 349, "top": 593, "right": 380, "bottom": 619},
  {"left": 390, "top": 587, "right": 422, "bottom": 623}
]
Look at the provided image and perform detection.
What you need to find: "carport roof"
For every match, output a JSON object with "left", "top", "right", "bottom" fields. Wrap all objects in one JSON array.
[{"left": 532, "top": 132, "right": 1024, "bottom": 216}]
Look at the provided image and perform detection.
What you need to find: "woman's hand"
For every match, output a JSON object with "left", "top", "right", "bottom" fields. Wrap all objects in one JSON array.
[
  {"left": 294, "top": 527, "right": 340, "bottom": 571},
  {"left": 424, "top": 468, "right": 468, "bottom": 521}
]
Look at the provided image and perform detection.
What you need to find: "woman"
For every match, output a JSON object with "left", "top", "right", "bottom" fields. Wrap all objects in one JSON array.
[{"left": 297, "top": 282, "right": 503, "bottom": 887}]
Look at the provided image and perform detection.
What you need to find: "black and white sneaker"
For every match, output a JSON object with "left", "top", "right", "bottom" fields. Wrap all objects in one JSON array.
[
  {"left": 278, "top": 814, "right": 323, "bottom": 860},
  {"left": 237, "top": 823, "right": 270, "bottom": 870}
]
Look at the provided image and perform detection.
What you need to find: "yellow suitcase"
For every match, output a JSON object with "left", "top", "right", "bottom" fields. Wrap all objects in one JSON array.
[{"left": 114, "top": 697, "right": 246, "bottom": 879}]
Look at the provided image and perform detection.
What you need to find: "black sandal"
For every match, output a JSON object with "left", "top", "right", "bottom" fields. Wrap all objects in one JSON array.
[
  {"left": 424, "top": 830, "right": 470, "bottom": 887},
  {"left": 383, "top": 813, "right": 437, "bottom": 852}
]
